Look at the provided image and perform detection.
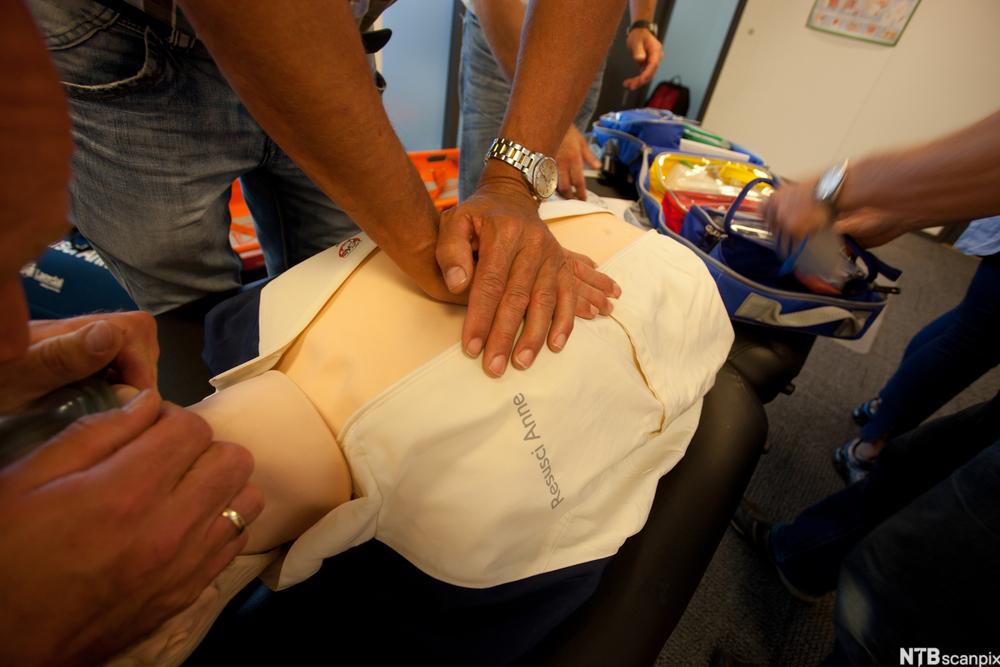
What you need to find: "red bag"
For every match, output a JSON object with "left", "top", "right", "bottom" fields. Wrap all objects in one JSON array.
[{"left": 645, "top": 76, "right": 690, "bottom": 116}]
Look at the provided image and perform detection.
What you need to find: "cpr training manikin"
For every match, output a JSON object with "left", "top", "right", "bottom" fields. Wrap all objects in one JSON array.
[{"left": 108, "top": 200, "right": 735, "bottom": 666}]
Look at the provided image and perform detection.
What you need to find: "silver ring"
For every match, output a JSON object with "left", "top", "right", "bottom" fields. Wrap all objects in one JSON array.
[{"left": 221, "top": 508, "right": 247, "bottom": 535}]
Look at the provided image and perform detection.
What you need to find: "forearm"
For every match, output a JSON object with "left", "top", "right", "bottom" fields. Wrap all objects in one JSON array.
[
  {"left": 470, "top": 0, "right": 525, "bottom": 82},
  {"left": 629, "top": 0, "right": 657, "bottom": 22},
  {"left": 491, "top": 0, "right": 627, "bottom": 178},
  {"left": 176, "top": 1, "right": 445, "bottom": 294},
  {"left": 839, "top": 111, "right": 1000, "bottom": 223}
]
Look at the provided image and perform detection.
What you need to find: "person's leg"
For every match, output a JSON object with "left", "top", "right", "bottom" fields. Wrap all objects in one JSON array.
[
  {"left": 457, "top": 10, "right": 512, "bottom": 202},
  {"left": 832, "top": 442, "right": 1000, "bottom": 664},
  {"left": 239, "top": 149, "right": 359, "bottom": 278},
  {"left": 767, "top": 394, "right": 1000, "bottom": 597},
  {"left": 860, "top": 253, "right": 1000, "bottom": 445},
  {"left": 457, "top": 10, "right": 607, "bottom": 201},
  {"left": 31, "top": 3, "right": 264, "bottom": 314},
  {"left": 849, "top": 308, "right": 956, "bottom": 428},
  {"left": 896, "top": 305, "right": 954, "bottom": 363}
]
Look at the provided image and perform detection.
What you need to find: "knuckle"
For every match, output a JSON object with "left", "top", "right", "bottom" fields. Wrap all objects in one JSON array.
[
  {"left": 123, "top": 310, "right": 156, "bottom": 333},
  {"left": 493, "top": 214, "right": 521, "bottom": 235},
  {"left": 38, "top": 338, "right": 78, "bottom": 377},
  {"left": 58, "top": 409, "right": 122, "bottom": 445},
  {"left": 519, "top": 237, "right": 549, "bottom": 263},
  {"left": 531, "top": 288, "right": 559, "bottom": 313},
  {"left": 489, "top": 329, "right": 518, "bottom": 353},
  {"left": 476, "top": 271, "right": 508, "bottom": 303},
  {"left": 501, "top": 284, "right": 533, "bottom": 314},
  {"left": 163, "top": 405, "right": 213, "bottom": 444},
  {"left": 216, "top": 442, "right": 255, "bottom": 480}
]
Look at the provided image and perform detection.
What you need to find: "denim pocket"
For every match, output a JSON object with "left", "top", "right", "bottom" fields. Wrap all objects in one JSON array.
[{"left": 32, "top": 1, "right": 167, "bottom": 101}]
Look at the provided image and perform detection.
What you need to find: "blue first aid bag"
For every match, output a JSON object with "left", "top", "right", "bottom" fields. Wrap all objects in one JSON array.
[{"left": 593, "top": 121, "right": 900, "bottom": 340}]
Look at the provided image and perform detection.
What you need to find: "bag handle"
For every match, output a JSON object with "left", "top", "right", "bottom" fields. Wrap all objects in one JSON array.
[
  {"left": 843, "top": 236, "right": 903, "bottom": 282},
  {"left": 722, "top": 177, "right": 775, "bottom": 235},
  {"left": 725, "top": 179, "right": 902, "bottom": 284}
]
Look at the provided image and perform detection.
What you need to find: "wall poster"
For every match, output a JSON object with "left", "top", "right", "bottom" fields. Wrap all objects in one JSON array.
[{"left": 807, "top": 0, "right": 921, "bottom": 46}]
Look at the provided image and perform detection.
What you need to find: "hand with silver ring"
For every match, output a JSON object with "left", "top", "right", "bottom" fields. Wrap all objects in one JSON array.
[{"left": 221, "top": 508, "right": 247, "bottom": 535}]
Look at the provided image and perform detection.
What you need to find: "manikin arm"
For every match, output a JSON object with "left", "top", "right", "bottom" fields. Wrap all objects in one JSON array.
[{"left": 189, "top": 372, "right": 351, "bottom": 555}]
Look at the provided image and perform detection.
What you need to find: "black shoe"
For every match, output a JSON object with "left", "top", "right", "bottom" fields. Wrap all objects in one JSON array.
[
  {"left": 832, "top": 438, "right": 874, "bottom": 485},
  {"left": 730, "top": 499, "right": 822, "bottom": 604},
  {"left": 851, "top": 397, "right": 880, "bottom": 427}
]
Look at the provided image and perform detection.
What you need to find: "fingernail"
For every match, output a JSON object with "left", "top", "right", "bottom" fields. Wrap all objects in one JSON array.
[
  {"left": 445, "top": 267, "right": 467, "bottom": 292},
  {"left": 514, "top": 349, "right": 535, "bottom": 370},
  {"left": 84, "top": 321, "right": 114, "bottom": 355},
  {"left": 465, "top": 337, "right": 483, "bottom": 358},
  {"left": 605, "top": 300, "right": 614, "bottom": 315},
  {"left": 612, "top": 282, "right": 622, "bottom": 298},
  {"left": 488, "top": 355, "right": 506, "bottom": 377},
  {"left": 589, "top": 305, "right": 599, "bottom": 317},
  {"left": 553, "top": 333, "right": 567, "bottom": 351}
]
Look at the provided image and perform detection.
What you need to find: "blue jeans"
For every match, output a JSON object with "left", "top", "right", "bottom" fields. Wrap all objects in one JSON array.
[
  {"left": 832, "top": 442, "right": 1000, "bottom": 664},
  {"left": 28, "top": 0, "right": 359, "bottom": 314},
  {"left": 457, "top": 9, "right": 605, "bottom": 201},
  {"left": 767, "top": 396, "right": 1000, "bottom": 663},
  {"left": 861, "top": 252, "right": 1000, "bottom": 441}
]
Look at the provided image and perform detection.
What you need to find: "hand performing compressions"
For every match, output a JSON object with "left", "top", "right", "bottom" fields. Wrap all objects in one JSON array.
[{"left": 437, "top": 173, "right": 620, "bottom": 378}]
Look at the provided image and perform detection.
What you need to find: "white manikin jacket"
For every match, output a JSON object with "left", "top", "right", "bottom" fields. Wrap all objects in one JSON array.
[{"left": 210, "top": 201, "right": 735, "bottom": 591}]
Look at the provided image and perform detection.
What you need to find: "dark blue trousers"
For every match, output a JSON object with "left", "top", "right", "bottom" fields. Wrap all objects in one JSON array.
[
  {"left": 861, "top": 253, "right": 1000, "bottom": 442},
  {"left": 832, "top": 441, "right": 1000, "bottom": 663},
  {"left": 770, "top": 395, "right": 1000, "bottom": 596},
  {"left": 767, "top": 396, "right": 1000, "bottom": 664}
]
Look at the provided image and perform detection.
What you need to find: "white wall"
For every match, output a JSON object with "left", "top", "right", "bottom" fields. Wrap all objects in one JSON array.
[
  {"left": 654, "top": 0, "right": 741, "bottom": 118},
  {"left": 702, "top": 0, "right": 1000, "bottom": 177},
  {"left": 380, "top": 1, "right": 454, "bottom": 151}
]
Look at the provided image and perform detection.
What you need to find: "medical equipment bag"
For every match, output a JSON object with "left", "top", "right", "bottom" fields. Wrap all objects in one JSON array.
[
  {"left": 595, "top": 108, "right": 767, "bottom": 168},
  {"left": 592, "top": 123, "right": 901, "bottom": 340}
]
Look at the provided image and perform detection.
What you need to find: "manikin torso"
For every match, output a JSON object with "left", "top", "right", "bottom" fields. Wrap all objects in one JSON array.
[{"left": 192, "top": 205, "right": 733, "bottom": 588}]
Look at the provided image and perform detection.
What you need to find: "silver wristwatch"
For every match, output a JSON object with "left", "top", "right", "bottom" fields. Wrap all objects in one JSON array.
[
  {"left": 815, "top": 159, "right": 849, "bottom": 209},
  {"left": 484, "top": 137, "right": 558, "bottom": 200}
]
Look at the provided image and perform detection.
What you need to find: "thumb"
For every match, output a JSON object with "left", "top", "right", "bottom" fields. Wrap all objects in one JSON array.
[
  {"left": 20, "top": 320, "right": 123, "bottom": 402},
  {"left": 436, "top": 210, "right": 476, "bottom": 294}
]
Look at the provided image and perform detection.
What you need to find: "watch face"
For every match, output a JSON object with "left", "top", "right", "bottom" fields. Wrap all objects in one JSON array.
[
  {"left": 532, "top": 156, "right": 558, "bottom": 199},
  {"left": 815, "top": 162, "right": 847, "bottom": 203}
]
